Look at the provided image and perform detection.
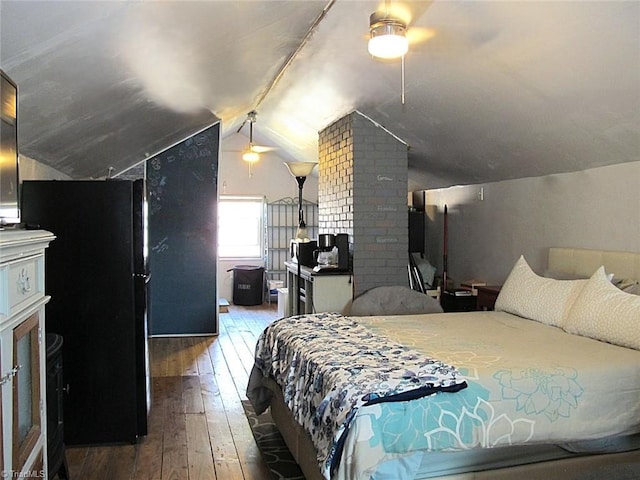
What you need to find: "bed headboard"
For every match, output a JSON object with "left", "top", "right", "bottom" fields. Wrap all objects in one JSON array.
[{"left": 548, "top": 247, "right": 640, "bottom": 282}]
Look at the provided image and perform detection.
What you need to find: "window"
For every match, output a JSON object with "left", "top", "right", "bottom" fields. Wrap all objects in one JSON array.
[{"left": 218, "top": 195, "right": 264, "bottom": 258}]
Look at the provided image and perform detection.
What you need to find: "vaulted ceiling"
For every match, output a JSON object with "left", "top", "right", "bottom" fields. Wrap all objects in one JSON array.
[{"left": 1, "top": 1, "right": 638, "bottom": 190}]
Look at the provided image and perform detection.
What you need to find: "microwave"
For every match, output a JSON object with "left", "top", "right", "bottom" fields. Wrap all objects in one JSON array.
[{"left": 290, "top": 240, "right": 317, "bottom": 267}]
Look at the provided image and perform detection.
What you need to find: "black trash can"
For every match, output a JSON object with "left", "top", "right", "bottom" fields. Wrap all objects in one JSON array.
[{"left": 229, "top": 265, "right": 264, "bottom": 306}]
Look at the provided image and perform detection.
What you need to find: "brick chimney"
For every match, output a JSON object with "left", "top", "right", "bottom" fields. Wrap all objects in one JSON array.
[{"left": 318, "top": 111, "right": 408, "bottom": 296}]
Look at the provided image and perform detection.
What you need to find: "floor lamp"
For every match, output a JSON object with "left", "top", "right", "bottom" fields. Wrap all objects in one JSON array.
[{"left": 284, "top": 161, "right": 317, "bottom": 314}]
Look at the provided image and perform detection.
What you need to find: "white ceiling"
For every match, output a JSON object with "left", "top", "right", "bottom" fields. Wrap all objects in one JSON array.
[{"left": 1, "top": 1, "right": 638, "bottom": 189}]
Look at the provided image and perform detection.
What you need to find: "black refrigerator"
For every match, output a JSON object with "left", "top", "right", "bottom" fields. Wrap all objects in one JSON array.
[{"left": 21, "top": 179, "right": 150, "bottom": 445}]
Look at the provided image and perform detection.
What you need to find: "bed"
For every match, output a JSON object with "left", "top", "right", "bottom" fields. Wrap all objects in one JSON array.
[{"left": 247, "top": 248, "right": 640, "bottom": 479}]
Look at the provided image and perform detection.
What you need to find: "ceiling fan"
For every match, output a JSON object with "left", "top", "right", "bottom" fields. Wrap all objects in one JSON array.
[
  {"left": 370, "top": 1, "right": 498, "bottom": 57},
  {"left": 238, "top": 110, "right": 277, "bottom": 162},
  {"left": 366, "top": 1, "right": 436, "bottom": 104},
  {"left": 226, "top": 111, "right": 278, "bottom": 177},
  {"left": 367, "top": 0, "right": 436, "bottom": 59}
]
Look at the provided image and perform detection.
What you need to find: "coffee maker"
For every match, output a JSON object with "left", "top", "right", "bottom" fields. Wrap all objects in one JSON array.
[{"left": 313, "top": 233, "right": 349, "bottom": 272}]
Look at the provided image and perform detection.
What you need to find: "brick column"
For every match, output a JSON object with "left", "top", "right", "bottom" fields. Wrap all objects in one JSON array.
[{"left": 318, "top": 111, "right": 408, "bottom": 296}]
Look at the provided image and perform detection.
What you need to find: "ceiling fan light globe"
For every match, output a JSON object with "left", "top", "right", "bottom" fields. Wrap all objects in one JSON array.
[
  {"left": 368, "top": 33, "right": 408, "bottom": 59},
  {"left": 368, "top": 18, "right": 408, "bottom": 59},
  {"left": 242, "top": 150, "right": 260, "bottom": 163}
]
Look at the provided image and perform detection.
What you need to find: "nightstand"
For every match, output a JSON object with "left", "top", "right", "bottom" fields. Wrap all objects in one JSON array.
[
  {"left": 440, "top": 290, "right": 478, "bottom": 312},
  {"left": 476, "top": 285, "right": 502, "bottom": 311}
]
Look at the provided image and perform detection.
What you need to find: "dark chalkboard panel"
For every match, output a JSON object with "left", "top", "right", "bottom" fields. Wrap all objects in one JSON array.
[{"left": 147, "top": 124, "right": 219, "bottom": 335}]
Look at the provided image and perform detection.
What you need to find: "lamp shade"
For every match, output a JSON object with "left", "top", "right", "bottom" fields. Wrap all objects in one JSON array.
[
  {"left": 284, "top": 161, "right": 317, "bottom": 177},
  {"left": 368, "top": 14, "right": 408, "bottom": 59}
]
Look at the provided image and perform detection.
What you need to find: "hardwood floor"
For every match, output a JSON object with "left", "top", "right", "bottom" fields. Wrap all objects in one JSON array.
[{"left": 60, "top": 303, "right": 280, "bottom": 480}]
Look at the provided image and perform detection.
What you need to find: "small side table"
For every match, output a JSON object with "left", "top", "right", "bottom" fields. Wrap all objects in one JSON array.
[
  {"left": 440, "top": 290, "right": 477, "bottom": 312},
  {"left": 476, "top": 285, "right": 502, "bottom": 311}
]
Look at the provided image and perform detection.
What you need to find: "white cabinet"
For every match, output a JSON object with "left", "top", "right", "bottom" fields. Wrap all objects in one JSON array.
[
  {"left": 0, "top": 229, "right": 54, "bottom": 478},
  {"left": 286, "top": 262, "right": 353, "bottom": 315}
]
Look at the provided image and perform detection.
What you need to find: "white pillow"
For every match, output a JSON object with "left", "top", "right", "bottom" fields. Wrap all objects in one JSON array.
[
  {"left": 565, "top": 266, "right": 640, "bottom": 350},
  {"left": 495, "top": 255, "right": 587, "bottom": 327}
]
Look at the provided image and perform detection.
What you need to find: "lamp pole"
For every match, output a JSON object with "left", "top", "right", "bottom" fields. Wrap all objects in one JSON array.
[
  {"left": 295, "top": 176, "right": 307, "bottom": 238},
  {"left": 284, "top": 162, "right": 317, "bottom": 316},
  {"left": 294, "top": 176, "right": 309, "bottom": 315}
]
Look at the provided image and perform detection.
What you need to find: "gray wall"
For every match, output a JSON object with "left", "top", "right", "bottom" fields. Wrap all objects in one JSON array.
[
  {"left": 423, "top": 160, "right": 640, "bottom": 287},
  {"left": 19, "top": 154, "right": 71, "bottom": 180}
]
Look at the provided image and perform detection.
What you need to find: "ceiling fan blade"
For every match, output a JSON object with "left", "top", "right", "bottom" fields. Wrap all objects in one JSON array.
[
  {"left": 375, "top": 0, "right": 435, "bottom": 26},
  {"left": 381, "top": 2, "right": 412, "bottom": 25},
  {"left": 251, "top": 145, "right": 277, "bottom": 154},
  {"left": 407, "top": 26, "right": 437, "bottom": 45}
]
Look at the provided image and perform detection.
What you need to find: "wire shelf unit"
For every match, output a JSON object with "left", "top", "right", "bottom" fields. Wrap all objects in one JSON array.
[{"left": 264, "top": 197, "right": 318, "bottom": 299}]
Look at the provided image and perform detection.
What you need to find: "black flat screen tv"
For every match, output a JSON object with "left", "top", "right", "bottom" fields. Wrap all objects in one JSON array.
[{"left": 0, "top": 69, "right": 20, "bottom": 225}]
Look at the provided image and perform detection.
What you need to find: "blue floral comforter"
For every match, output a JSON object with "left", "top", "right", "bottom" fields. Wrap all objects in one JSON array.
[
  {"left": 247, "top": 312, "right": 467, "bottom": 477},
  {"left": 248, "top": 311, "right": 640, "bottom": 480}
]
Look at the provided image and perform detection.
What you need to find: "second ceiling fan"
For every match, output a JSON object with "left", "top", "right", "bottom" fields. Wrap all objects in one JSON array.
[{"left": 240, "top": 110, "right": 277, "bottom": 164}]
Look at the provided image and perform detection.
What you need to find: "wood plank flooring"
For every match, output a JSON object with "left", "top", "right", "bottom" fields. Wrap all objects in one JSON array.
[{"left": 60, "top": 304, "right": 280, "bottom": 480}]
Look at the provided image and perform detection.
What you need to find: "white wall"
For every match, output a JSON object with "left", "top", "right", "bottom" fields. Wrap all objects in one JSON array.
[
  {"left": 424, "top": 161, "right": 640, "bottom": 287},
  {"left": 217, "top": 133, "right": 318, "bottom": 301}
]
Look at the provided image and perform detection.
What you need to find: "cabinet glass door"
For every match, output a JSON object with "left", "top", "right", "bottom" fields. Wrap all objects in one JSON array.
[{"left": 12, "top": 313, "right": 41, "bottom": 471}]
